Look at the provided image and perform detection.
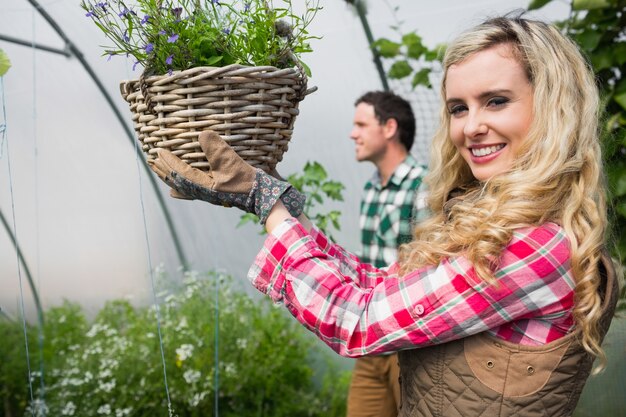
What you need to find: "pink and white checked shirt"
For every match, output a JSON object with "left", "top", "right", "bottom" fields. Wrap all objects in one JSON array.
[{"left": 248, "top": 218, "right": 576, "bottom": 357}]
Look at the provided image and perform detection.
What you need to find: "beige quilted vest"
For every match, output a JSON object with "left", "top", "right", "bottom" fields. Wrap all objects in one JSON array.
[{"left": 397, "top": 255, "right": 619, "bottom": 417}]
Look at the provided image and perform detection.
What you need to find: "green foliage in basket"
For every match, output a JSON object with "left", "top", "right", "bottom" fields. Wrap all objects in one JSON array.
[
  {"left": 1, "top": 271, "right": 349, "bottom": 417},
  {"left": 80, "top": 0, "right": 321, "bottom": 75}
]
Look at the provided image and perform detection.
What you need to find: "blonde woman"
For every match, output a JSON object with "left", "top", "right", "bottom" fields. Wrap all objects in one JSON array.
[{"left": 150, "top": 15, "right": 619, "bottom": 417}]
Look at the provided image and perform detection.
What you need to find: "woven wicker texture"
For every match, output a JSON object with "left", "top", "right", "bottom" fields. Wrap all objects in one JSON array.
[{"left": 120, "top": 64, "right": 314, "bottom": 172}]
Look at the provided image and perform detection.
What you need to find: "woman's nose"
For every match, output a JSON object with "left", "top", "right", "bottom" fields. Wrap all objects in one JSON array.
[{"left": 463, "top": 111, "right": 488, "bottom": 139}]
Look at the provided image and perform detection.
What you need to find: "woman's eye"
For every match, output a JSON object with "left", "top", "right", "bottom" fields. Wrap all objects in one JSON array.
[
  {"left": 487, "top": 97, "right": 510, "bottom": 107},
  {"left": 448, "top": 105, "right": 467, "bottom": 115}
]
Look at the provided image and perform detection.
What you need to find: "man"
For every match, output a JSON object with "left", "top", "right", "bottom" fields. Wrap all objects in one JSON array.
[{"left": 347, "top": 91, "right": 428, "bottom": 417}]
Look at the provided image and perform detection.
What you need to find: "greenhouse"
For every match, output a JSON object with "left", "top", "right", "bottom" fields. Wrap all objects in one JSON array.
[{"left": 1, "top": 0, "right": 624, "bottom": 416}]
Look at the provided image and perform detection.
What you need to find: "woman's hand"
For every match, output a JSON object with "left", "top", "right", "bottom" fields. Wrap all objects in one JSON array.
[{"left": 148, "top": 130, "right": 306, "bottom": 224}]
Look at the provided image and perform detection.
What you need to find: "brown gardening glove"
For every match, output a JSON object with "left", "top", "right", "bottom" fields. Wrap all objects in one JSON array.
[{"left": 148, "top": 130, "right": 306, "bottom": 223}]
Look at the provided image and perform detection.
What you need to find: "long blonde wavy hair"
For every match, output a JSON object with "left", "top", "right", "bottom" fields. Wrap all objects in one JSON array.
[{"left": 398, "top": 16, "right": 608, "bottom": 362}]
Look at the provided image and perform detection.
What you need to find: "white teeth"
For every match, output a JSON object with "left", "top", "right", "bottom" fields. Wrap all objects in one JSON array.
[{"left": 471, "top": 144, "right": 505, "bottom": 157}]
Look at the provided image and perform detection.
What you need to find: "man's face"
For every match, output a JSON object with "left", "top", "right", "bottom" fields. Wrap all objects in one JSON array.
[{"left": 350, "top": 103, "right": 388, "bottom": 163}]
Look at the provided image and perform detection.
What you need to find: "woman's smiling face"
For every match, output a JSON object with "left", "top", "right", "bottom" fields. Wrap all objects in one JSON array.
[{"left": 445, "top": 43, "right": 534, "bottom": 182}]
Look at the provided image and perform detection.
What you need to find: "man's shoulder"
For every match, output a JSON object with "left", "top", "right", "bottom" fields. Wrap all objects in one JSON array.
[{"left": 403, "top": 157, "right": 428, "bottom": 186}]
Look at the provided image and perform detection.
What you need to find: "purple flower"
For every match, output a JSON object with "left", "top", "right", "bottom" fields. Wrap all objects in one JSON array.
[
  {"left": 159, "top": 30, "right": 166, "bottom": 35},
  {"left": 118, "top": 8, "right": 129, "bottom": 17},
  {"left": 85, "top": 10, "right": 95, "bottom": 17},
  {"left": 171, "top": 7, "right": 182, "bottom": 19},
  {"left": 243, "top": 2, "right": 250, "bottom": 12},
  {"left": 168, "top": 69, "right": 173, "bottom": 76},
  {"left": 123, "top": 30, "right": 130, "bottom": 42},
  {"left": 107, "top": 53, "right": 113, "bottom": 61},
  {"left": 222, "top": 27, "right": 230, "bottom": 35},
  {"left": 132, "top": 61, "right": 140, "bottom": 71},
  {"left": 166, "top": 54, "right": 174, "bottom": 65},
  {"left": 211, "top": 0, "right": 221, "bottom": 4},
  {"left": 145, "top": 43, "right": 154, "bottom": 53},
  {"left": 96, "top": 2, "right": 107, "bottom": 12},
  {"left": 167, "top": 33, "right": 179, "bottom": 43},
  {"left": 140, "top": 14, "right": 150, "bottom": 24}
]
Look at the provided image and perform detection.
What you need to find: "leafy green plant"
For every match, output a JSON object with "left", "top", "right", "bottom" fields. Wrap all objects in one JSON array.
[
  {"left": 367, "top": 4, "right": 445, "bottom": 89},
  {"left": 80, "top": 0, "right": 321, "bottom": 75},
  {"left": 528, "top": 0, "right": 626, "bottom": 309},
  {"left": 0, "top": 48, "right": 11, "bottom": 76},
  {"left": 2, "top": 270, "right": 350, "bottom": 416},
  {"left": 372, "top": 32, "right": 444, "bottom": 88},
  {"left": 239, "top": 161, "right": 346, "bottom": 238}
]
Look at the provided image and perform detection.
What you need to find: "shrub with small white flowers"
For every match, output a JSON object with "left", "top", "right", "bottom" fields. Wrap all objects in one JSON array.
[
  {"left": 1, "top": 271, "right": 349, "bottom": 416},
  {"left": 80, "top": 0, "right": 321, "bottom": 75}
]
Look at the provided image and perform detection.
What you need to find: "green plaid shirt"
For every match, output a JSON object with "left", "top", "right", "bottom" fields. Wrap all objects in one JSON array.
[{"left": 359, "top": 155, "right": 428, "bottom": 268}]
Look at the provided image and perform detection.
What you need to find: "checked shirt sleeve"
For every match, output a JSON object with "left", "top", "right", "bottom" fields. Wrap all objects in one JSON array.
[{"left": 248, "top": 219, "right": 575, "bottom": 357}]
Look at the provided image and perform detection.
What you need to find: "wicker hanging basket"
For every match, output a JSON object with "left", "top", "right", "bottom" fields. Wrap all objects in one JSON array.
[{"left": 120, "top": 63, "right": 316, "bottom": 173}]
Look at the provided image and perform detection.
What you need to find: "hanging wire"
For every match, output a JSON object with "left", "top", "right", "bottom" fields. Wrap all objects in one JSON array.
[
  {"left": 1, "top": 75, "right": 37, "bottom": 417},
  {"left": 127, "top": 64, "right": 176, "bottom": 417},
  {"left": 31, "top": 7, "right": 47, "bottom": 414},
  {"left": 214, "top": 270, "right": 219, "bottom": 417},
  {"left": 134, "top": 142, "right": 176, "bottom": 417}
]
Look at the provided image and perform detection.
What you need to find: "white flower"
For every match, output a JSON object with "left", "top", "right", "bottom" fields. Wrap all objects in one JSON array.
[
  {"left": 61, "top": 401, "right": 76, "bottom": 416},
  {"left": 176, "top": 317, "right": 189, "bottom": 331},
  {"left": 236, "top": 338, "right": 248, "bottom": 350},
  {"left": 99, "top": 369, "right": 113, "bottom": 379},
  {"left": 100, "top": 358, "right": 119, "bottom": 370},
  {"left": 189, "top": 391, "right": 207, "bottom": 407},
  {"left": 115, "top": 408, "right": 132, "bottom": 417},
  {"left": 66, "top": 367, "right": 80, "bottom": 376},
  {"left": 183, "top": 369, "right": 201, "bottom": 384},
  {"left": 223, "top": 362, "right": 237, "bottom": 377},
  {"left": 176, "top": 344, "right": 194, "bottom": 361},
  {"left": 104, "top": 327, "right": 118, "bottom": 337},
  {"left": 99, "top": 379, "right": 116, "bottom": 392},
  {"left": 86, "top": 323, "right": 108, "bottom": 338},
  {"left": 97, "top": 404, "right": 111, "bottom": 415}
]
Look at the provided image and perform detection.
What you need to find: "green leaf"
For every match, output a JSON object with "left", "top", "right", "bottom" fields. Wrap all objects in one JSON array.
[
  {"left": 204, "top": 55, "right": 224, "bottom": 66},
  {"left": 401, "top": 32, "right": 422, "bottom": 47},
  {"left": 303, "top": 161, "right": 327, "bottom": 182},
  {"left": 321, "top": 181, "right": 345, "bottom": 201},
  {"left": 0, "top": 49, "right": 10, "bottom": 76},
  {"left": 612, "top": 165, "right": 626, "bottom": 197},
  {"left": 300, "top": 60, "right": 312, "bottom": 77},
  {"left": 617, "top": 201, "right": 626, "bottom": 218},
  {"left": 411, "top": 68, "right": 431, "bottom": 89},
  {"left": 372, "top": 38, "right": 401, "bottom": 58},
  {"left": 572, "top": 0, "right": 610, "bottom": 10},
  {"left": 614, "top": 43, "right": 626, "bottom": 66},
  {"left": 425, "top": 43, "right": 447, "bottom": 62},
  {"left": 614, "top": 92, "right": 626, "bottom": 111},
  {"left": 237, "top": 213, "right": 260, "bottom": 228},
  {"left": 606, "top": 113, "right": 622, "bottom": 132},
  {"left": 312, "top": 193, "right": 323, "bottom": 204},
  {"left": 388, "top": 60, "right": 412, "bottom": 79},
  {"left": 527, "top": 0, "right": 553, "bottom": 10},
  {"left": 576, "top": 29, "right": 603, "bottom": 50},
  {"left": 407, "top": 43, "right": 426, "bottom": 60},
  {"left": 591, "top": 47, "right": 614, "bottom": 71},
  {"left": 615, "top": 77, "right": 626, "bottom": 95}
]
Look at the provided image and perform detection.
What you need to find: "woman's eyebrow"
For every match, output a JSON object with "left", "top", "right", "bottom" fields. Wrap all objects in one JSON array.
[{"left": 446, "top": 89, "right": 514, "bottom": 105}]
